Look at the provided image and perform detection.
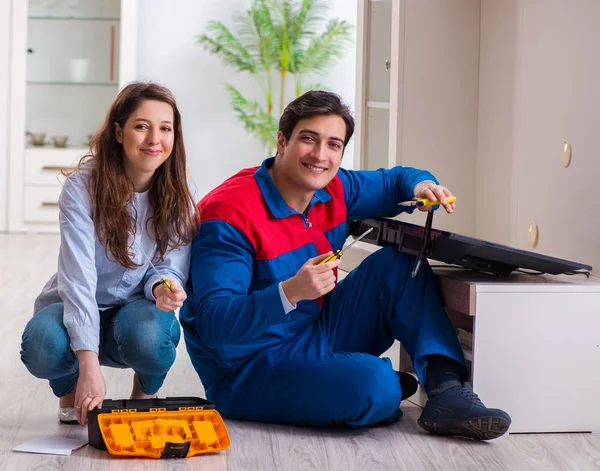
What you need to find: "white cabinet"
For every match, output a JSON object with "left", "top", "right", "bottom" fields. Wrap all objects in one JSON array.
[
  {"left": 5, "top": 0, "right": 138, "bottom": 233},
  {"left": 428, "top": 269, "right": 600, "bottom": 433},
  {"left": 356, "top": 0, "right": 600, "bottom": 274}
]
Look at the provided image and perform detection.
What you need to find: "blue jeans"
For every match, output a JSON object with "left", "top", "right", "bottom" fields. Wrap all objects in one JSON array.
[{"left": 20, "top": 299, "right": 181, "bottom": 397}]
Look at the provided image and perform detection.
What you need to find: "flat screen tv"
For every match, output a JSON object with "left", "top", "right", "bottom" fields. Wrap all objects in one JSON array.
[{"left": 347, "top": 217, "right": 592, "bottom": 276}]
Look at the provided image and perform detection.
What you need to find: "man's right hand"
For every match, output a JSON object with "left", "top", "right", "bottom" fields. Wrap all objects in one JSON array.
[
  {"left": 74, "top": 350, "right": 107, "bottom": 425},
  {"left": 281, "top": 252, "right": 341, "bottom": 305}
]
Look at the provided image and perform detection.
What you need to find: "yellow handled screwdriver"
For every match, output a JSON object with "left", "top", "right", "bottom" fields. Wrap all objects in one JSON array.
[
  {"left": 398, "top": 196, "right": 457, "bottom": 208},
  {"left": 319, "top": 227, "right": 374, "bottom": 265},
  {"left": 134, "top": 240, "right": 172, "bottom": 292}
]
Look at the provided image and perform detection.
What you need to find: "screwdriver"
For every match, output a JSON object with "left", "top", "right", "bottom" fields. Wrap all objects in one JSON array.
[
  {"left": 318, "top": 227, "right": 374, "bottom": 264},
  {"left": 134, "top": 240, "right": 172, "bottom": 291},
  {"left": 398, "top": 196, "right": 457, "bottom": 208}
]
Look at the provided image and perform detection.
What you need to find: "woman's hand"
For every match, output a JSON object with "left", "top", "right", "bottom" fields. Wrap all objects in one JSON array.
[
  {"left": 74, "top": 351, "right": 106, "bottom": 425},
  {"left": 153, "top": 279, "right": 186, "bottom": 312}
]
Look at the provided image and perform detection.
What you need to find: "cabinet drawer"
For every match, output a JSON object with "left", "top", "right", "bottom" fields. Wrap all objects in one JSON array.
[
  {"left": 25, "top": 147, "right": 86, "bottom": 185},
  {"left": 24, "top": 185, "right": 62, "bottom": 223}
]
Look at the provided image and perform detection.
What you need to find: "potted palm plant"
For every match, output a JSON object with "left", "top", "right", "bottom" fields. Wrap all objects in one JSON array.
[{"left": 198, "top": 0, "right": 354, "bottom": 153}]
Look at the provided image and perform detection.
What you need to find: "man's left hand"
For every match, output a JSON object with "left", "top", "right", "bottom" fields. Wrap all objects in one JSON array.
[{"left": 413, "top": 181, "right": 456, "bottom": 214}]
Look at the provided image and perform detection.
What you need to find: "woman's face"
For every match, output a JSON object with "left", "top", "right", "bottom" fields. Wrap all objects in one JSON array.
[{"left": 115, "top": 99, "right": 175, "bottom": 187}]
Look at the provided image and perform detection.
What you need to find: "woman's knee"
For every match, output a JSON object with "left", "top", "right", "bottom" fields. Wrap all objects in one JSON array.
[
  {"left": 115, "top": 305, "right": 181, "bottom": 372},
  {"left": 21, "top": 304, "right": 73, "bottom": 379}
]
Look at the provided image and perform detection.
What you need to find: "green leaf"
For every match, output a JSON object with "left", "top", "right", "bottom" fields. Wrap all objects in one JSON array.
[
  {"left": 197, "top": 21, "right": 257, "bottom": 73},
  {"left": 296, "top": 19, "right": 353, "bottom": 75},
  {"left": 225, "top": 85, "right": 278, "bottom": 150},
  {"left": 234, "top": 0, "right": 279, "bottom": 71}
]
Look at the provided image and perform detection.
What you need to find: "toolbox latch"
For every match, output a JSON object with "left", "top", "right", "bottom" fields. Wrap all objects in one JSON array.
[{"left": 160, "top": 441, "right": 190, "bottom": 459}]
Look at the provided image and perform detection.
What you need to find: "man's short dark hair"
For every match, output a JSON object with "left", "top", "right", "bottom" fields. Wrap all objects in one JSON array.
[{"left": 278, "top": 90, "right": 355, "bottom": 148}]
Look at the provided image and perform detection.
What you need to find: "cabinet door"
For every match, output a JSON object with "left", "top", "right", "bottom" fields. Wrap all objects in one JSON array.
[
  {"left": 366, "top": 0, "right": 392, "bottom": 104},
  {"left": 364, "top": 107, "right": 390, "bottom": 170},
  {"left": 516, "top": 0, "right": 600, "bottom": 271},
  {"left": 395, "top": 0, "right": 480, "bottom": 236},
  {"left": 355, "top": 0, "right": 396, "bottom": 171}
]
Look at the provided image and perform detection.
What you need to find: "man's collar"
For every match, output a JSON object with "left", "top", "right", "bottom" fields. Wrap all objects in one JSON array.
[{"left": 254, "top": 157, "right": 332, "bottom": 219}]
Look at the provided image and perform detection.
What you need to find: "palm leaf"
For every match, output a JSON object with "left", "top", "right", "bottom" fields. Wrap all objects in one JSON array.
[
  {"left": 234, "top": 1, "right": 278, "bottom": 71},
  {"left": 265, "top": 0, "right": 293, "bottom": 71},
  {"left": 290, "top": 0, "right": 328, "bottom": 41},
  {"left": 296, "top": 19, "right": 353, "bottom": 75},
  {"left": 198, "top": 21, "right": 257, "bottom": 73},
  {"left": 226, "top": 85, "right": 278, "bottom": 149}
]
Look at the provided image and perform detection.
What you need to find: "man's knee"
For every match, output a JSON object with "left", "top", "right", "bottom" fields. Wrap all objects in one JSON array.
[
  {"left": 21, "top": 307, "right": 72, "bottom": 379},
  {"left": 344, "top": 356, "right": 401, "bottom": 425},
  {"left": 115, "top": 308, "right": 181, "bottom": 373}
]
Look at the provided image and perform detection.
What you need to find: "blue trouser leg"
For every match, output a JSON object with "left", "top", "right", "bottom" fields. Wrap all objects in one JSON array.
[
  {"left": 210, "top": 246, "right": 465, "bottom": 427},
  {"left": 323, "top": 246, "right": 465, "bottom": 385},
  {"left": 21, "top": 299, "right": 181, "bottom": 397},
  {"left": 102, "top": 299, "right": 181, "bottom": 394},
  {"left": 20, "top": 303, "right": 79, "bottom": 397}
]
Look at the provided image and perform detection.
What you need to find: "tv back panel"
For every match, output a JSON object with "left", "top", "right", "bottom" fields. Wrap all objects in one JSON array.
[{"left": 347, "top": 217, "right": 592, "bottom": 276}]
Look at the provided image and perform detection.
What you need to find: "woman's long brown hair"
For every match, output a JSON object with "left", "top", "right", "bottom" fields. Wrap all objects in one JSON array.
[{"left": 75, "top": 82, "right": 197, "bottom": 268}]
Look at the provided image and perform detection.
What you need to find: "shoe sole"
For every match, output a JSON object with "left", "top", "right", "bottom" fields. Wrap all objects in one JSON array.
[
  {"left": 59, "top": 419, "right": 79, "bottom": 425},
  {"left": 417, "top": 416, "right": 511, "bottom": 440}
]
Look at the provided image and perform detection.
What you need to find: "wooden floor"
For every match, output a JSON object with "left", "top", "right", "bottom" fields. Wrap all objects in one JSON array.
[{"left": 1, "top": 233, "right": 600, "bottom": 470}]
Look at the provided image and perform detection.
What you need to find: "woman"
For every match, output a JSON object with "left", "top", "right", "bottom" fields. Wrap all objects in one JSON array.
[{"left": 20, "top": 82, "right": 198, "bottom": 425}]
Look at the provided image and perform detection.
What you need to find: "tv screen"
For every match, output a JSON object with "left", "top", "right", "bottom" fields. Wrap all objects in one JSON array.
[{"left": 347, "top": 217, "right": 592, "bottom": 276}]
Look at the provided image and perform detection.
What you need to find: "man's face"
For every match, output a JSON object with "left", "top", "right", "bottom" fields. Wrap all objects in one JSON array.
[{"left": 275, "top": 114, "right": 346, "bottom": 193}]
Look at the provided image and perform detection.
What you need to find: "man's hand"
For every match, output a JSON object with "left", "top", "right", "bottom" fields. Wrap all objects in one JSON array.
[
  {"left": 413, "top": 181, "right": 456, "bottom": 214},
  {"left": 74, "top": 350, "right": 106, "bottom": 425},
  {"left": 281, "top": 253, "right": 341, "bottom": 305},
  {"left": 153, "top": 279, "right": 186, "bottom": 312}
]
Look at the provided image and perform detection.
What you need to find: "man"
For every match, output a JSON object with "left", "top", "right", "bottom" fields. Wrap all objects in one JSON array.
[{"left": 179, "top": 90, "right": 511, "bottom": 440}]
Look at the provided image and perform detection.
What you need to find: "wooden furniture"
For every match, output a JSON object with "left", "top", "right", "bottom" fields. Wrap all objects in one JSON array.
[
  {"left": 354, "top": 0, "right": 600, "bottom": 274},
  {"left": 2, "top": 0, "right": 138, "bottom": 233}
]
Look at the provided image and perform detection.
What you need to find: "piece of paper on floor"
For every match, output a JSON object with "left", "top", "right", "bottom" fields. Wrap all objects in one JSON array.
[{"left": 13, "top": 436, "right": 88, "bottom": 456}]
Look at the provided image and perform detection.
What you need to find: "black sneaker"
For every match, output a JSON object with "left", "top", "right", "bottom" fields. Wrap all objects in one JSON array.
[
  {"left": 418, "top": 382, "right": 511, "bottom": 440},
  {"left": 397, "top": 371, "right": 418, "bottom": 401}
]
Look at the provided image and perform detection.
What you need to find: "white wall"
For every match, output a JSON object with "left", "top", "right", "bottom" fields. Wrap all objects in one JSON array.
[{"left": 136, "top": 0, "right": 357, "bottom": 198}]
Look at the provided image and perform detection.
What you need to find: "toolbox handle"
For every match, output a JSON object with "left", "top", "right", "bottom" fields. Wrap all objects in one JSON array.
[{"left": 161, "top": 441, "right": 191, "bottom": 459}]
